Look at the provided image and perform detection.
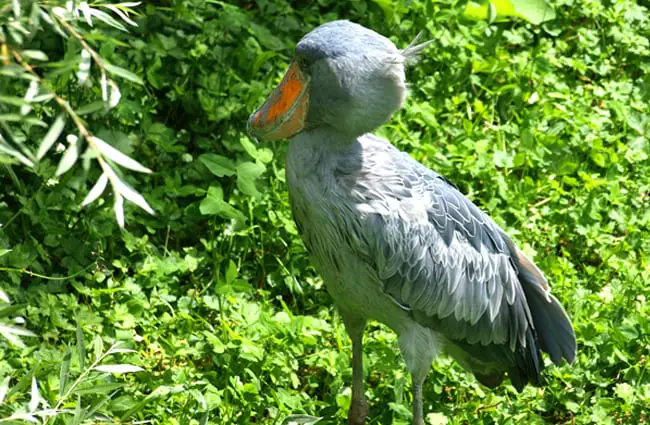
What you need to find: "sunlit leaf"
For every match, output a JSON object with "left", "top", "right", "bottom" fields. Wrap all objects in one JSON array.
[
  {"left": 12, "top": 0, "right": 20, "bottom": 17},
  {"left": 104, "top": 4, "right": 139, "bottom": 26},
  {"left": 114, "top": 193, "right": 125, "bottom": 228},
  {"left": 463, "top": 0, "right": 555, "bottom": 24},
  {"left": 22, "top": 50, "right": 49, "bottom": 61},
  {"left": 0, "top": 376, "right": 10, "bottom": 405},
  {"left": 86, "top": 7, "right": 128, "bottom": 31},
  {"left": 91, "top": 136, "right": 151, "bottom": 173},
  {"left": 81, "top": 173, "right": 109, "bottom": 206},
  {"left": 0, "top": 140, "right": 34, "bottom": 167},
  {"left": 77, "top": 49, "right": 92, "bottom": 85},
  {"left": 106, "top": 167, "right": 154, "bottom": 214},
  {"left": 55, "top": 137, "right": 79, "bottom": 176},
  {"left": 94, "top": 364, "right": 144, "bottom": 373},
  {"left": 79, "top": 2, "right": 94, "bottom": 26},
  {"left": 0, "top": 288, "right": 9, "bottom": 303},
  {"left": 29, "top": 377, "right": 39, "bottom": 412},
  {"left": 0, "top": 324, "right": 37, "bottom": 337},
  {"left": 37, "top": 114, "right": 66, "bottom": 160},
  {"left": 21, "top": 80, "right": 39, "bottom": 115},
  {"left": 108, "top": 79, "right": 121, "bottom": 108}
]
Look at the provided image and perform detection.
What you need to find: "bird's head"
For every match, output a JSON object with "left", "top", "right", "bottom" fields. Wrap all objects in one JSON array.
[{"left": 248, "top": 20, "right": 430, "bottom": 141}]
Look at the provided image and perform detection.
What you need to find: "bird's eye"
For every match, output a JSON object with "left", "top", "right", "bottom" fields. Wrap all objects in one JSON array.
[{"left": 295, "top": 56, "right": 309, "bottom": 71}]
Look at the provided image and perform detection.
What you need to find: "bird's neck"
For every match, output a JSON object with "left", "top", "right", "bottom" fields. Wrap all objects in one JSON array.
[{"left": 287, "top": 126, "right": 360, "bottom": 177}]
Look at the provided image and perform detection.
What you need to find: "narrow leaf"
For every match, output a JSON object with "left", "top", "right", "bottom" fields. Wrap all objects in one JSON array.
[
  {"left": 104, "top": 63, "right": 143, "bottom": 85},
  {"left": 77, "top": 101, "right": 106, "bottom": 115},
  {"left": 0, "top": 96, "right": 30, "bottom": 106},
  {"left": 91, "top": 136, "right": 151, "bottom": 173},
  {"left": 55, "top": 139, "right": 79, "bottom": 176},
  {"left": 0, "top": 141, "right": 34, "bottom": 167},
  {"left": 101, "top": 72, "right": 108, "bottom": 101},
  {"left": 87, "top": 8, "right": 127, "bottom": 31},
  {"left": 29, "top": 377, "right": 39, "bottom": 412},
  {"left": 0, "top": 288, "right": 9, "bottom": 303},
  {"left": 37, "top": 114, "right": 66, "bottom": 160},
  {"left": 108, "top": 80, "right": 121, "bottom": 108},
  {"left": 107, "top": 169, "right": 154, "bottom": 214},
  {"left": 108, "top": 348, "right": 137, "bottom": 354},
  {"left": 81, "top": 173, "right": 109, "bottom": 206},
  {"left": 114, "top": 193, "right": 124, "bottom": 228},
  {"left": 104, "top": 5, "right": 138, "bottom": 26},
  {"left": 77, "top": 49, "right": 91, "bottom": 85},
  {"left": 79, "top": 2, "right": 94, "bottom": 26},
  {"left": 22, "top": 50, "right": 49, "bottom": 61},
  {"left": 21, "top": 81, "right": 39, "bottom": 116},
  {"left": 0, "top": 324, "right": 37, "bottom": 337},
  {"left": 0, "top": 249, "right": 12, "bottom": 258},
  {"left": 59, "top": 348, "right": 71, "bottom": 399},
  {"left": 0, "top": 376, "right": 10, "bottom": 405},
  {"left": 76, "top": 323, "right": 86, "bottom": 370},
  {"left": 94, "top": 364, "right": 144, "bottom": 373}
]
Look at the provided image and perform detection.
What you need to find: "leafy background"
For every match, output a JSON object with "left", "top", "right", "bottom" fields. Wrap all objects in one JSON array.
[{"left": 0, "top": 0, "right": 649, "bottom": 423}]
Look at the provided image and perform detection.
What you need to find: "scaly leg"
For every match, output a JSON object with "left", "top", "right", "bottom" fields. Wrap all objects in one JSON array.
[
  {"left": 342, "top": 314, "right": 368, "bottom": 425},
  {"left": 412, "top": 380, "right": 424, "bottom": 425}
]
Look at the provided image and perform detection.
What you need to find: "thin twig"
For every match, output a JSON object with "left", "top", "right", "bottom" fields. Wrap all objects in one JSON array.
[
  {"left": 0, "top": 263, "right": 95, "bottom": 281},
  {"left": 9, "top": 46, "right": 118, "bottom": 193}
]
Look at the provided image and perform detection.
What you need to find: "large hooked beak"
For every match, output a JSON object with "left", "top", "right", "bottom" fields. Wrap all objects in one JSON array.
[{"left": 248, "top": 61, "right": 310, "bottom": 142}]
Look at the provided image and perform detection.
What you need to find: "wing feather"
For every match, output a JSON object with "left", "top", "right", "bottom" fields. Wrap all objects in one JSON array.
[{"left": 345, "top": 137, "right": 575, "bottom": 389}]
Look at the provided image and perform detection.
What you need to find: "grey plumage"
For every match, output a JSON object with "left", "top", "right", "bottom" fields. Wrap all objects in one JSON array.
[{"left": 250, "top": 20, "right": 576, "bottom": 425}]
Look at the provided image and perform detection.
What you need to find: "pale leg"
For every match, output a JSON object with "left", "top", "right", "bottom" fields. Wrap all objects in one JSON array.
[
  {"left": 397, "top": 324, "right": 438, "bottom": 425},
  {"left": 342, "top": 314, "right": 368, "bottom": 425}
]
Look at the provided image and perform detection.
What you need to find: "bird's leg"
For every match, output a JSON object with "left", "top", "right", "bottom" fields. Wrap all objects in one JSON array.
[
  {"left": 342, "top": 314, "right": 368, "bottom": 425},
  {"left": 397, "top": 326, "right": 437, "bottom": 425},
  {"left": 412, "top": 378, "right": 424, "bottom": 425}
]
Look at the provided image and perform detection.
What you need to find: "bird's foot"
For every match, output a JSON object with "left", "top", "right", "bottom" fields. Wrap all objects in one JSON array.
[{"left": 347, "top": 397, "right": 368, "bottom": 425}]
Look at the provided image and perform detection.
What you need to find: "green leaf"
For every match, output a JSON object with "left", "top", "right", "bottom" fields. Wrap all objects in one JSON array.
[
  {"left": 77, "top": 101, "right": 106, "bottom": 115},
  {"left": 22, "top": 50, "right": 49, "bottom": 61},
  {"left": 59, "top": 348, "right": 72, "bottom": 398},
  {"left": 236, "top": 161, "right": 265, "bottom": 199},
  {"left": 463, "top": 0, "right": 555, "bottom": 24},
  {"left": 199, "top": 154, "right": 236, "bottom": 177},
  {"left": 0, "top": 96, "right": 29, "bottom": 106},
  {"left": 281, "top": 415, "right": 323, "bottom": 425},
  {"left": 199, "top": 185, "right": 246, "bottom": 221},
  {"left": 105, "top": 63, "right": 144, "bottom": 85}
]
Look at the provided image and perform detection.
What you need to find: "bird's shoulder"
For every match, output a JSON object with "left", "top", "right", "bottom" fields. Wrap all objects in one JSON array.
[{"left": 336, "top": 133, "right": 508, "bottom": 256}]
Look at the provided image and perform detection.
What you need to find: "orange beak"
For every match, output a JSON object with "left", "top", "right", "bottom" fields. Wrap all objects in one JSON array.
[{"left": 248, "top": 61, "right": 310, "bottom": 142}]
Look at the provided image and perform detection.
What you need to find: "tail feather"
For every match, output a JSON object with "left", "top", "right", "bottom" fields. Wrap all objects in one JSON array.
[{"left": 515, "top": 249, "right": 577, "bottom": 365}]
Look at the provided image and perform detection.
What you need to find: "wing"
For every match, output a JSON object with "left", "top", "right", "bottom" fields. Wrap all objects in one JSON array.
[{"left": 348, "top": 137, "right": 575, "bottom": 389}]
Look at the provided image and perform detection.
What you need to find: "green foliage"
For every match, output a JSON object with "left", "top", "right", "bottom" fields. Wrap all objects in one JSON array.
[{"left": 1, "top": 0, "right": 649, "bottom": 424}]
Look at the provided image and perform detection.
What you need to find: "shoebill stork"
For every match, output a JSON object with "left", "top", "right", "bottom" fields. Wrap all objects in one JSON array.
[{"left": 248, "top": 20, "right": 576, "bottom": 425}]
